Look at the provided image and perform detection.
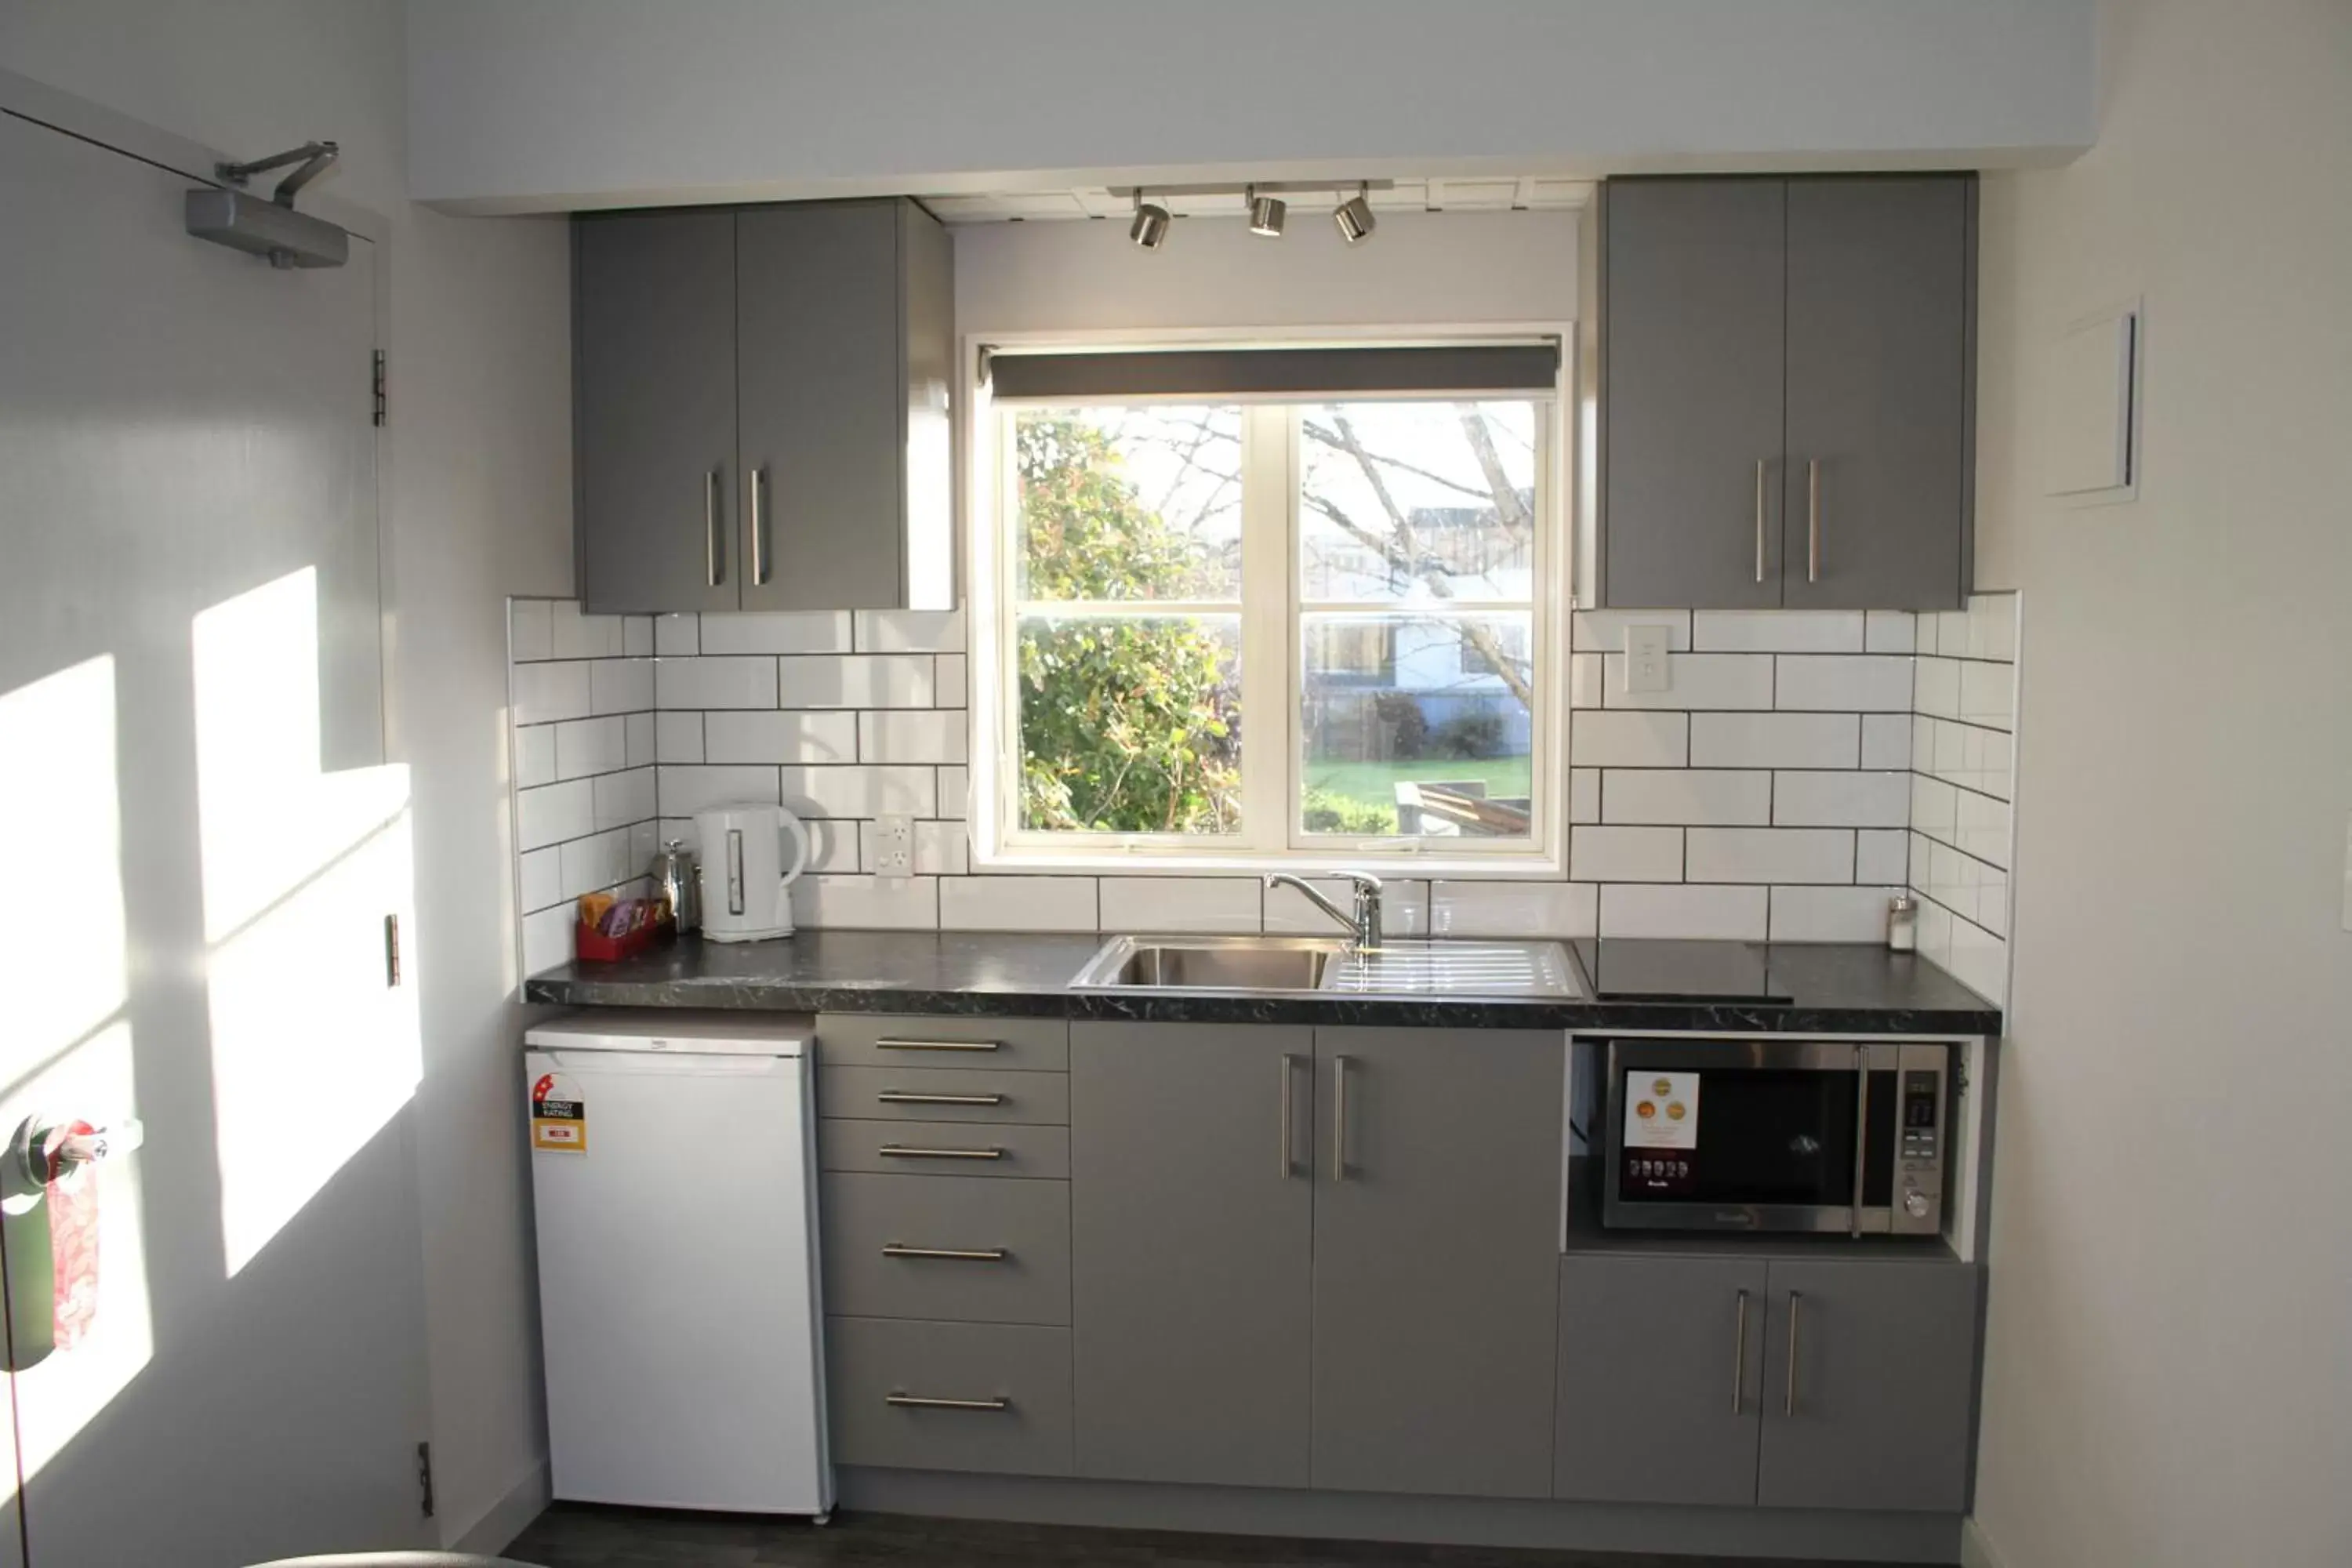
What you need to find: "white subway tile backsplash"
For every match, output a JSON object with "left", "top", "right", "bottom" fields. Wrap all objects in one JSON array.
[
  {"left": 1094, "top": 876, "right": 1261, "bottom": 933},
  {"left": 657, "top": 655, "right": 780, "bottom": 710},
  {"left": 781, "top": 764, "right": 938, "bottom": 819},
  {"left": 1599, "top": 884, "right": 1767, "bottom": 941},
  {"left": 1570, "top": 768, "right": 1602, "bottom": 824},
  {"left": 1772, "top": 770, "right": 1911, "bottom": 828},
  {"left": 1926, "top": 840, "right": 1976, "bottom": 924},
  {"left": 805, "top": 818, "right": 861, "bottom": 874},
  {"left": 1570, "top": 826, "right": 1685, "bottom": 883},
  {"left": 1860, "top": 713, "right": 1911, "bottom": 770},
  {"left": 592, "top": 766, "right": 656, "bottom": 831},
  {"left": 703, "top": 710, "right": 858, "bottom": 765},
  {"left": 658, "top": 764, "right": 782, "bottom": 816},
  {"left": 1864, "top": 610, "right": 1916, "bottom": 654},
  {"left": 1910, "top": 775, "right": 1959, "bottom": 843},
  {"left": 856, "top": 608, "right": 967, "bottom": 653},
  {"left": 590, "top": 658, "right": 655, "bottom": 715},
  {"left": 512, "top": 660, "right": 593, "bottom": 726},
  {"left": 1268, "top": 878, "right": 1430, "bottom": 938},
  {"left": 778, "top": 654, "right": 935, "bottom": 709},
  {"left": 516, "top": 779, "right": 593, "bottom": 852},
  {"left": 509, "top": 599, "right": 553, "bottom": 662},
  {"left": 559, "top": 829, "right": 630, "bottom": 901},
  {"left": 625, "top": 712, "right": 656, "bottom": 768},
  {"left": 1572, "top": 711, "right": 1689, "bottom": 768},
  {"left": 938, "top": 766, "right": 971, "bottom": 822},
  {"left": 1958, "top": 661, "right": 2016, "bottom": 731},
  {"left": 1685, "top": 828, "right": 1854, "bottom": 884},
  {"left": 1956, "top": 790, "right": 2013, "bottom": 869},
  {"left": 1690, "top": 713, "right": 1858, "bottom": 769},
  {"left": 518, "top": 846, "right": 561, "bottom": 913},
  {"left": 1602, "top": 653, "right": 1774, "bottom": 710},
  {"left": 1691, "top": 610, "right": 1864, "bottom": 653},
  {"left": 1856, "top": 829, "right": 1911, "bottom": 887},
  {"left": 859, "top": 709, "right": 967, "bottom": 764},
  {"left": 790, "top": 874, "right": 940, "bottom": 931},
  {"left": 1569, "top": 653, "right": 1604, "bottom": 709},
  {"left": 858, "top": 818, "right": 969, "bottom": 877},
  {"left": 553, "top": 716, "right": 626, "bottom": 782},
  {"left": 940, "top": 875, "right": 1096, "bottom": 931},
  {"left": 1947, "top": 915, "right": 2007, "bottom": 1006},
  {"left": 1934, "top": 609, "right": 1971, "bottom": 658},
  {"left": 1572, "top": 610, "right": 1690, "bottom": 652},
  {"left": 1775, "top": 655, "right": 1915, "bottom": 713},
  {"left": 1770, "top": 885, "right": 1904, "bottom": 943},
  {"left": 1428, "top": 880, "right": 1598, "bottom": 938},
  {"left": 1601, "top": 769, "right": 1770, "bottom": 826},
  {"left": 935, "top": 655, "right": 969, "bottom": 710},
  {"left": 1914, "top": 657, "right": 1962, "bottom": 720},
  {"left": 551, "top": 601, "right": 623, "bottom": 659},
  {"left": 521, "top": 905, "right": 575, "bottom": 975},
  {"left": 1968, "top": 593, "right": 2019, "bottom": 662},
  {"left": 624, "top": 615, "right": 655, "bottom": 657},
  {"left": 514, "top": 724, "right": 557, "bottom": 789},
  {"left": 699, "top": 611, "right": 853, "bottom": 655},
  {"left": 655, "top": 711, "right": 706, "bottom": 764},
  {"left": 654, "top": 613, "right": 699, "bottom": 656}
]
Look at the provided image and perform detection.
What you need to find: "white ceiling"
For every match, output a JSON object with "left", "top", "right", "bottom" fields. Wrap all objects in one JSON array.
[{"left": 922, "top": 176, "right": 1595, "bottom": 226}]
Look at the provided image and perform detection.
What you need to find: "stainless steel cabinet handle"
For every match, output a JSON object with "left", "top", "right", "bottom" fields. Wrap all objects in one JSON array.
[
  {"left": 1754, "top": 459, "right": 1768, "bottom": 583},
  {"left": 1851, "top": 1046, "right": 1870, "bottom": 1239},
  {"left": 1731, "top": 1289, "right": 1750, "bottom": 1414},
  {"left": 877, "top": 1145, "right": 1005, "bottom": 1161},
  {"left": 750, "top": 463, "right": 771, "bottom": 586},
  {"left": 1279, "top": 1053, "right": 1302, "bottom": 1178},
  {"left": 882, "top": 1244, "right": 1007, "bottom": 1262},
  {"left": 886, "top": 1393, "right": 1011, "bottom": 1412},
  {"left": 877, "top": 1091, "right": 1004, "bottom": 1107},
  {"left": 705, "top": 468, "right": 724, "bottom": 586},
  {"left": 1784, "top": 1291, "right": 1804, "bottom": 1417},
  {"left": 1807, "top": 459, "right": 1821, "bottom": 583},
  {"left": 875, "top": 1038, "right": 1000, "bottom": 1053},
  {"left": 1331, "top": 1054, "right": 1355, "bottom": 1181}
]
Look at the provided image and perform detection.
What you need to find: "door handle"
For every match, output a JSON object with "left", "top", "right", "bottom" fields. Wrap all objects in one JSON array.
[
  {"left": 875, "top": 1038, "right": 1000, "bottom": 1053},
  {"left": 1851, "top": 1045, "right": 1870, "bottom": 1239},
  {"left": 877, "top": 1145, "right": 1005, "bottom": 1161},
  {"left": 1279, "top": 1053, "right": 1304, "bottom": 1178},
  {"left": 876, "top": 1091, "right": 1004, "bottom": 1107},
  {"left": 1731, "top": 1288, "right": 1750, "bottom": 1414},
  {"left": 1331, "top": 1054, "right": 1355, "bottom": 1181},
  {"left": 1784, "top": 1290, "right": 1804, "bottom": 1417},
  {"left": 705, "top": 467, "right": 724, "bottom": 586},
  {"left": 886, "top": 1393, "right": 1011, "bottom": 1412},
  {"left": 1807, "top": 459, "right": 1822, "bottom": 583},
  {"left": 881, "top": 1244, "right": 1008, "bottom": 1262},
  {"left": 750, "top": 463, "right": 771, "bottom": 586},
  {"left": 1754, "top": 459, "right": 1768, "bottom": 583}
]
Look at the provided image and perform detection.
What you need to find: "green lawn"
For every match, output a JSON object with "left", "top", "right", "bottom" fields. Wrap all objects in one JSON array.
[{"left": 1303, "top": 756, "right": 1534, "bottom": 810}]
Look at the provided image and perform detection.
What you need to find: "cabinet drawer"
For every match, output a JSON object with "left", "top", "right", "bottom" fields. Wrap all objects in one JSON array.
[
  {"left": 827, "top": 1316, "right": 1073, "bottom": 1475},
  {"left": 820, "top": 1119, "right": 1070, "bottom": 1181},
  {"left": 822, "top": 1172, "right": 1071, "bottom": 1326},
  {"left": 818, "top": 1013, "right": 1069, "bottom": 1072},
  {"left": 819, "top": 1065, "right": 1069, "bottom": 1125}
]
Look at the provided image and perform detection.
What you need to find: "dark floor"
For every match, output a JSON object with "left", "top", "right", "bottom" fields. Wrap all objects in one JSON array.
[{"left": 505, "top": 1504, "right": 1912, "bottom": 1568}]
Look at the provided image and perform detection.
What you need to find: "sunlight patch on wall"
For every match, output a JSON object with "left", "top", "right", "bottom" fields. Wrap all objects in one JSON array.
[{"left": 193, "top": 570, "right": 420, "bottom": 1275}]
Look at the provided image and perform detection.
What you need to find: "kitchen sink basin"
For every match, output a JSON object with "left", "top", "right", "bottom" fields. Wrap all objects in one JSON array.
[{"left": 1069, "top": 934, "right": 1583, "bottom": 999}]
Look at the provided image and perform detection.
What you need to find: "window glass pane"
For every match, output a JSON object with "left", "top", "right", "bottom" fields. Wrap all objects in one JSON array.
[
  {"left": 1298, "top": 401, "right": 1538, "bottom": 604},
  {"left": 1015, "top": 406, "right": 1243, "bottom": 602},
  {"left": 1300, "top": 612, "right": 1534, "bottom": 840},
  {"left": 1018, "top": 613, "right": 1241, "bottom": 835}
]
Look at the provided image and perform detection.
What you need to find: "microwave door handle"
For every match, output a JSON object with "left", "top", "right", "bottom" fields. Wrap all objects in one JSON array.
[{"left": 1849, "top": 1050, "right": 1867, "bottom": 1238}]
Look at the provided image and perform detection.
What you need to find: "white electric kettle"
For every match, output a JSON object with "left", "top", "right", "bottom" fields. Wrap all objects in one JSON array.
[{"left": 694, "top": 804, "right": 811, "bottom": 942}]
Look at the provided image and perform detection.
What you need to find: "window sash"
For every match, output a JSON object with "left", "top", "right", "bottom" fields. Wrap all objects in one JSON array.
[{"left": 993, "top": 396, "right": 1559, "bottom": 862}]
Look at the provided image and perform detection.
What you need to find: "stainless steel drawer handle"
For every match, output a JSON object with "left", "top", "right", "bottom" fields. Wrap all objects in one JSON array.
[
  {"left": 876, "top": 1090, "right": 1005, "bottom": 1106},
  {"left": 1279, "top": 1053, "right": 1303, "bottom": 1179},
  {"left": 886, "top": 1393, "right": 1011, "bottom": 1412},
  {"left": 1731, "top": 1288, "right": 1750, "bottom": 1414},
  {"left": 882, "top": 1244, "right": 1008, "bottom": 1262},
  {"left": 1332, "top": 1054, "right": 1355, "bottom": 1182},
  {"left": 1806, "top": 458, "right": 1823, "bottom": 583},
  {"left": 1753, "top": 459, "right": 1768, "bottom": 583},
  {"left": 877, "top": 1144, "right": 1005, "bottom": 1161},
  {"left": 874, "top": 1038, "right": 1001, "bottom": 1053},
  {"left": 705, "top": 467, "right": 724, "bottom": 586},
  {"left": 750, "top": 463, "right": 771, "bottom": 586},
  {"left": 1784, "top": 1290, "right": 1804, "bottom": 1417}
]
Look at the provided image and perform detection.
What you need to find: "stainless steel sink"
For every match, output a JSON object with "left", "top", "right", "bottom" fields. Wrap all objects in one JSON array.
[{"left": 1070, "top": 934, "right": 1582, "bottom": 999}]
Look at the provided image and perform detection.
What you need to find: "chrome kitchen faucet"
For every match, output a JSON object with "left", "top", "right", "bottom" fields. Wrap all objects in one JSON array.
[{"left": 1264, "top": 871, "right": 1384, "bottom": 949}]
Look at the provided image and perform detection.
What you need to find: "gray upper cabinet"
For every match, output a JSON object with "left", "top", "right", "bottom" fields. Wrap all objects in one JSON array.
[
  {"left": 574, "top": 210, "right": 739, "bottom": 615},
  {"left": 1069, "top": 1023, "right": 1313, "bottom": 1489},
  {"left": 1555, "top": 1254, "right": 1767, "bottom": 1507},
  {"left": 1755, "top": 1258, "right": 1981, "bottom": 1513},
  {"left": 1782, "top": 178, "right": 1973, "bottom": 610},
  {"left": 575, "top": 198, "right": 954, "bottom": 614},
  {"left": 1602, "top": 179, "right": 1788, "bottom": 610},
  {"left": 1600, "top": 174, "right": 1974, "bottom": 612},
  {"left": 1309, "top": 1028, "right": 1563, "bottom": 1499}
]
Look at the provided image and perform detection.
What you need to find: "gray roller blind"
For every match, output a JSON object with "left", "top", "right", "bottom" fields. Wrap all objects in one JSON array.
[{"left": 986, "top": 343, "right": 1561, "bottom": 401}]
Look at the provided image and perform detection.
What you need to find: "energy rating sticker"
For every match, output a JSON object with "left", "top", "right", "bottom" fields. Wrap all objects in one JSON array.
[{"left": 531, "top": 1071, "right": 586, "bottom": 1153}]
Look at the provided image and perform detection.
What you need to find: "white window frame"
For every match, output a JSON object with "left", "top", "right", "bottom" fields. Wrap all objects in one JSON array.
[{"left": 963, "top": 326, "right": 1573, "bottom": 878}]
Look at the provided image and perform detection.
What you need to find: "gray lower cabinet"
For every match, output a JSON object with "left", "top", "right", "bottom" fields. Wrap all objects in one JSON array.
[
  {"left": 821, "top": 1171, "right": 1071, "bottom": 1327},
  {"left": 1309, "top": 1029, "right": 1564, "bottom": 1499},
  {"left": 826, "top": 1316, "right": 1074, "bottom": 1476},
  {"left": 1756, "top": 1258, "right": 1980, "bottom": 1513},
  {"left": 1069, "top": 1023, "right": 1313, "bottom": 1488},
  {"left": 1554, "top": 1254, "right": 1768, "bottom": 1506}
]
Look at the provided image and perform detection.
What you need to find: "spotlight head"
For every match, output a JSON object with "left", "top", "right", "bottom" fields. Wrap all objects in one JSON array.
[
  {"left": 1334, "top": 185, "right": 1376, "bottom": 245},
  {"left": 1129, "top": 198, "right": 1171, "bottom": 250},
  {"left": 1247, "top": 185, "right": 1286, "bottom": 238}
]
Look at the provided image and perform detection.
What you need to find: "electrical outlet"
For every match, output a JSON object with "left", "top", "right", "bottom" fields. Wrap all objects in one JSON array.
[
  {"left": 874, "top": 814, "right": 915, "bottom": 880},
  {"left": 1625, "top": 624, "right": 1673, "bottom": 694}
]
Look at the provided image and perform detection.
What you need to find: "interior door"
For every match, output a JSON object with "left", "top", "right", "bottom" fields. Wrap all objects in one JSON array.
[{"left": 0, "top": 106, "right": 433, "bottom": 1565}]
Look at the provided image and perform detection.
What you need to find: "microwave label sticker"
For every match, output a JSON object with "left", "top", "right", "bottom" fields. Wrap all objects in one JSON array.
[
  {"left": 1624, "top": 1072, "right": 1699, "bottom": 1150},
  {"left": 531, "top": 1071, "right": 586, "bottom": 1153}
]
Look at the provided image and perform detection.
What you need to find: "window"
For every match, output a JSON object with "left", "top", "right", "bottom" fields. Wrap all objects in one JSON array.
[{"left": 978, "top": 343, "right": 1563, "bottom": 868}]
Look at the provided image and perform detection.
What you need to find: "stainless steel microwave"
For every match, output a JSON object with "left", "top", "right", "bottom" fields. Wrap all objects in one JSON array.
[{"left": 1601, "top": 1039, "right": 1949, "bottom": 1236}]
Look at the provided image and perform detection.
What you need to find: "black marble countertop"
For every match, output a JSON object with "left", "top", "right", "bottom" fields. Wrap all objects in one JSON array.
[{"left": 524, "top": 931, "right": 2001, "bottom": 1036}]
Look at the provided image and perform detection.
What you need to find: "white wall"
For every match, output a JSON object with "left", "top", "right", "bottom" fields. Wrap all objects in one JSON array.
[
  {"left": 0, "top": 0, "right": 573, "bottom": 1551},
  {"left": 1967, "top": 2, "right": 2352, "bottom": 1564},
  {"left": 405, "top": 0, "right": 2095, "bottom": 212}
]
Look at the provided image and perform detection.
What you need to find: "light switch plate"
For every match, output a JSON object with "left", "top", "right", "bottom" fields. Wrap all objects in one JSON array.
[
  {"left": 1624, "top": 624, "right": 1672, "bottom": 694},
  {"left": 874, "top": 814, "right": 914, "bottom": 880}
]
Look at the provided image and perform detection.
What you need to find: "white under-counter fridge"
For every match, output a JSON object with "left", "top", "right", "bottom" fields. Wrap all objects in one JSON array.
[{"left": 524, "top": 1008, "right": 831, "bottom": 1519}]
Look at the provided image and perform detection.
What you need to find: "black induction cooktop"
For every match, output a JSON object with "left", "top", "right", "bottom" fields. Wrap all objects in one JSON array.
[{"left": 1567, "top": 939, "right": 1795, "bottom": 1004}]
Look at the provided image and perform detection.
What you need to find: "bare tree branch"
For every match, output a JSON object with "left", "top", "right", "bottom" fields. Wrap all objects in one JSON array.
[
  {"left": 1454, "top": 404, "right": 1534, "bottom": 535},
  {"left": 1300, "top": 417, "right": 1496, "bottom": 506}
]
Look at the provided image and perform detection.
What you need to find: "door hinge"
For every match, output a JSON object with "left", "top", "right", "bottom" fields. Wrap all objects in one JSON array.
[
  {"left": 416, "top": 1440, "right": 436, "bottom": 1518},
  {"left": 372, "top": 348, "right": 387, "bottom": 426},
  {"left": 385, "top": 913, "right": 402, "bottom": 987}
]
